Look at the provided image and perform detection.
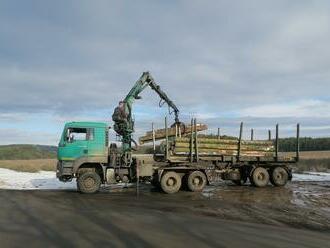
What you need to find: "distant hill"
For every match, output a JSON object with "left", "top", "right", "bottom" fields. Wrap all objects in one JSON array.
[{"left": 0, "top": 145, "right": 57, "bottom": 160}]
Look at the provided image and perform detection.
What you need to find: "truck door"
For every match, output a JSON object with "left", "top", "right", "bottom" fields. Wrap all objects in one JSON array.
[
  {"left": 60, "top": 127, "right": 90, "bottom": 160},
  {"left": 87, "top": 127, "right": 107, "bottom": 158}
]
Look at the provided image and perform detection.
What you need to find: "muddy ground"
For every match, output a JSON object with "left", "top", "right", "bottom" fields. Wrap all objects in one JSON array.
[{"left": 0, "top": 181, "right": 329, "bottom": 248}]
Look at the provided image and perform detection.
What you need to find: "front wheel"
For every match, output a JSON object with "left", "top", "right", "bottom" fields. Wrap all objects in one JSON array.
[{"left": 77, "top": 171, "right": 101, "bottom": 194}]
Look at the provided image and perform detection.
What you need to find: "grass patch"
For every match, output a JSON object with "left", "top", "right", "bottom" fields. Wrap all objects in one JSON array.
[
  {"left": 284, "top": 150, "right": 330, "bottom": 160},
  {"left": 0, "top": 159, "right": 57, "bottom": 173},
  {"left": 293, "top": 159, "right": 330, "bottom": 173},
  {"left": 0, "top": 145, "right": 57, "bottom": 160},
  {"left": 283, "top": 151, "right": 330, "bottom": 173}
]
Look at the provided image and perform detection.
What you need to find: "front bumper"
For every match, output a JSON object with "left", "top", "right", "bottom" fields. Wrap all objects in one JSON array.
[{"left": 56, "top": 161, "right": 74, "bottom": 180}]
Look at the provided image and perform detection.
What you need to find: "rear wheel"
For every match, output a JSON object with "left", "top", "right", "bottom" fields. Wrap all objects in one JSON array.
[
  {"left": 270, "top": 167, "right": 289, "bottom": 186},
  {"left": 160, "top": 171, "right": 181, "bottom": 194},
  {"left": 187, "top": 171, "right": 207, "bottom": 192},
  {"left": 251, "top": 167, "right": 269, "bottom": 187},
  {"left": 77, "top": 171, "right": 101, "bottom": 194}
]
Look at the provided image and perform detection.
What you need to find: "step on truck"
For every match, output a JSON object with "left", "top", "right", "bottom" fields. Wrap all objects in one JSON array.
[{"left": 56, "top": 119, "right": 300, "bottom": 194}]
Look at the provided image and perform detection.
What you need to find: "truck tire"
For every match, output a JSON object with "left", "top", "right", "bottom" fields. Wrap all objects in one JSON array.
[
  {"left": 270, "top": 167, "right": 288, "bottom": 186},
  {"left": 251, "top": 167, "right": 269, "bottom": 187},
  {"left": 77, "top": 171, "right": 101, "bottom": 194},
  {"left": 160, "top": 171, "right": 181, "bottom": 194},
  {"left": 187, "top": 171, "right": 207, "bottom": 192}
]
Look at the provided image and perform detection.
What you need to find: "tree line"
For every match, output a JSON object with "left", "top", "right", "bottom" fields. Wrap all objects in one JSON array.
[{"left": 279, "top": 137, "right": 330, "bottom": 152}]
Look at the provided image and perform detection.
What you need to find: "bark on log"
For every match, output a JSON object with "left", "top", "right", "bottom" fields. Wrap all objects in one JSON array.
[
  {"left": 174, "top": 148, "right": 274, "bottom": 157},
  {"left": 139, "top": 123, "right": 208, "bottom": 144},
  {"left": 175, "top": 137, "right": 273, "bottom": 146}
]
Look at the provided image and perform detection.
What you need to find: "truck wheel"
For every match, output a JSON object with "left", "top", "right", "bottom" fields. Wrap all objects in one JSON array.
[
  {"left": 187, "top": 171, "right": 207, "bottom": 192},
  {"left": 160, "top": 171, "right": 181, "bottom": 194},
  {"left": 77, "top": 172, "right": 101, "bottom": 194},
  {"left": 270, "top": 167, "right": 288, "bottom": 186},
  {"left": 251, "top": 167, "right": 269, "bottom": 187}
]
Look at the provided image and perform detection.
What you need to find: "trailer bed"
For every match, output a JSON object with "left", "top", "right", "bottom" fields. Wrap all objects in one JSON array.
[
  {"left": 159, "top": 121, "right": 300, "bottom": 165},
  {"left": 167, "top": 155, "right": 297, "bottom": 163}
]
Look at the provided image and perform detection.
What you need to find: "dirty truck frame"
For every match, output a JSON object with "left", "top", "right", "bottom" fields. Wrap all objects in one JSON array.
[{"left": 57, "top": 119, "right": 300, "bottom": 194}]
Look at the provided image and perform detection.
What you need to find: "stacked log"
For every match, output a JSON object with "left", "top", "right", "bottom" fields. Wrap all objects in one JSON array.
[
  {"left": 139, "top": 123, "right": 208, "bottom": 145},
  {"left": 171, "top": 137, "right": 274, "bottom": 157}
]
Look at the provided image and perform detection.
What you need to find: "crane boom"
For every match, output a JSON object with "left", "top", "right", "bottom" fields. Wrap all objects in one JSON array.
[
  {"left": 124, "top": 71, "right": 179, "bottom": 123},
  {"left": 112, "top": 71, "right": 180, "bottom": 153}
]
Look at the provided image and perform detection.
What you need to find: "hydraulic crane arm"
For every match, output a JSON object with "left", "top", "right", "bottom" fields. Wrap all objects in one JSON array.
[
  {"left": 124, "top": 71, "right": 180, "bottom": 124},
  {"left": 148, "top": 78, "right": 180, "bottom": 123},
  {"left": 112, "top": 71, "right": 180, "bottom": 153}
]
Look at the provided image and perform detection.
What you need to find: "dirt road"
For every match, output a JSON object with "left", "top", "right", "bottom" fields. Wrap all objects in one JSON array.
[{"left": 0, "top": 181, "right": 329, "bottom": 247}]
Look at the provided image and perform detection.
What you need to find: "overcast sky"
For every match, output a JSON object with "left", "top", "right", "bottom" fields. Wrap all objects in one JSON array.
[{"left": 0, "top": 0, "right": 330, "bottom": 145}]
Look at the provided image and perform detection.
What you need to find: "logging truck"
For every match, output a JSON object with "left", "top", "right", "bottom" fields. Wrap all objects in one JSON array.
[
  {"left": 56, "top": 72, "right": 299, "bottom": 194},
  {"left": 56, "top": 120, "right": 300, "bottom": 194}
]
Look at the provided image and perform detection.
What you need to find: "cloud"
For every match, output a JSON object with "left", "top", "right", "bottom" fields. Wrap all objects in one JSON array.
[
  {"left": 0, "top": 113, "right": 25, "bottom": 122},
  {"left": 0, "top": 128, "right": 58, "bottom": 145},
  {"left": 0, "top": 0, "right": 330, "bottom": 143},
  {"left": 239, "top": 99, "right": 330, "bottom": 118}
]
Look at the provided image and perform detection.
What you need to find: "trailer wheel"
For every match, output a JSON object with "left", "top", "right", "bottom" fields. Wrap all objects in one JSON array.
[
  {"left": 270, "top": 167, "right": 288, "bottom": 186},
  {"left": 160, "top": 171, "right": 181, "bottom": 194},
  {"left": 77, "top": 171, "right": 101, "bottom": 194},
  {"left": 251, "top": 167, "right": 269, "bottom": 187},
  {"left": 187, "top": 171, "right": 207, "bottom": 192}
]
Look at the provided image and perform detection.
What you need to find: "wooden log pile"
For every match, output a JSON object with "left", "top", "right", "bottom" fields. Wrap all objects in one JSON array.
[
  {"left": 171, "top": 137, "right": 275, "bottom": 157},
  {"left": 139, "top": 123, "right": 208, "bottom": 145}
]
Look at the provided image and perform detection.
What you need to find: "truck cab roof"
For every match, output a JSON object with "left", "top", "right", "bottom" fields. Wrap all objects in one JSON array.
[{"left": 64, "top": 121, "right": 109, "bottom": 128}]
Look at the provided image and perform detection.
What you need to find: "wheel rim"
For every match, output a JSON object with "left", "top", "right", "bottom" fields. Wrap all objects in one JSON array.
[
  {"left": 192, "top": 176, "right": 202, "bottom": 186},
  {"left": 167, "top": 177, "right": 176, "bottom": 187},
  {"left": 85, "top": 177, "right": 95, "bottom": 188},
  {"left": 276, "top": 172, "right": 283, "bottom": 180},
  {"left": 257, "top": 173, "right": 265, "bottom": 181},
  {"left": 253, "top": 168, "right": 269, "bottom": 187}
]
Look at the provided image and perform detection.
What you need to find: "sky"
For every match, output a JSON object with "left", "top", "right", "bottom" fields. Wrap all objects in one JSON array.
[{"left": 0, "top": 0, "right": 330, "bottom": 145}]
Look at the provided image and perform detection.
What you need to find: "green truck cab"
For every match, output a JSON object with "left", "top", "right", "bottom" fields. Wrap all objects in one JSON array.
[
  {"left": 58, "top": 122, "right": 108, "bottom": 160},
  {"left": 57, "top": 122, "right": 108, "bottom": 182},
  {"left": 57, "top": 121, "right": 154, "bottom": 193}
]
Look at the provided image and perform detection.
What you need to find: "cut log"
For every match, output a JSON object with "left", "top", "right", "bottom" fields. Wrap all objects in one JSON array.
[
  {"left": 174, "top": 137, "right": 273, "bottom": 146},
  {"left": 139, "top": 123, "right": 208, "bottom": 145},
  {"left": 173, "top": 148, "right": 274, "bottom": 157},
  {"left": 174, "top": 142, "right": 274, "bottom": 152}
]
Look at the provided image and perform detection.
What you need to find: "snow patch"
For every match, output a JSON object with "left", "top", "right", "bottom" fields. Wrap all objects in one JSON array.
[
  {"left": 0, "top": 168, "right": 329, "bottom": 191},
  {"left": 0, "top": 168, "right": 76, "bottom": 190},
  {"left": 293, "top": 172, "right": 330, "bottom": 182}
]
